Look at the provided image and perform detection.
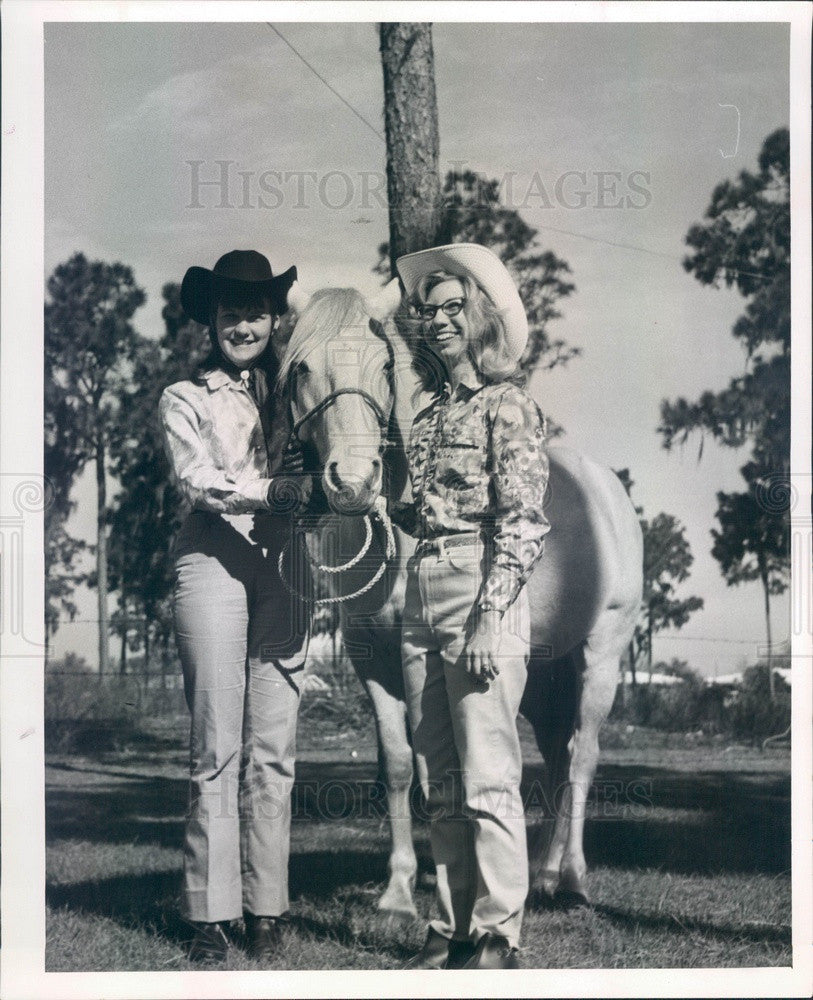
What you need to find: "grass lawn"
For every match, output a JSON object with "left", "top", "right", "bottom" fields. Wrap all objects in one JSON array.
[{"left": 45, "top": 714, "right": 791, "bottom": 971}]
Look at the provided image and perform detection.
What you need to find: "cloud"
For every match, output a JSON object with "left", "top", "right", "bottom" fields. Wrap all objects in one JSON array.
[
  {"left": 111, "top": 29, "right": 385, "bottom": 161},
  {"left": 112, "top": 47, "right": 301, "bottom": 142}
]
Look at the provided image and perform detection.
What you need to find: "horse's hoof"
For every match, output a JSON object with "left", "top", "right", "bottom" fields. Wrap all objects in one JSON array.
[
  {"left": 377, "top": 888, "right": 418, "bottom": 923},
  {"left": 553, "top": 887, "right": 590, "bottom": 910},
  {"left": 553, "top": 868, "right": 590, "bottom": 909},
  {"left": 377, "top": 907, "right": 419, "bottom": 928},
  {"left": 526, "top": 885, "right": 557, "bottom": 911},
  {"left": 526, "top": 869, "right": 559, "bottom": 910}
]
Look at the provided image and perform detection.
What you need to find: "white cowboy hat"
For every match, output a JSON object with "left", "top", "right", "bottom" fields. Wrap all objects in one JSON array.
[{"left": 395, "top": 243, "right": 528, "bottom": 363}]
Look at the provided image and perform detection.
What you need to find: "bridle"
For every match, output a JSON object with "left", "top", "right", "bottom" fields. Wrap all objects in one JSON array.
[
  {"left": 278, "top": 381, "right": 398, "bottom": 606},
  {"left": 290, "top": 386, "right": 389, "bottom": 444}
]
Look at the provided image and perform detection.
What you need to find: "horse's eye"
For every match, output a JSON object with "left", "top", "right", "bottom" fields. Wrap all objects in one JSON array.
[{"left": 296, "top": 361, "right": 310, "bottom": 377}]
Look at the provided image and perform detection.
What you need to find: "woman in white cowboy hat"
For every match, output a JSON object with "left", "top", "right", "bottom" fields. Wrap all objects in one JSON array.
[
  {"left": 159, "top": 249, "right": 311, "bottom": 964},
  {"left": 394, "top": 243, "right": 551, "bottom": 970}
]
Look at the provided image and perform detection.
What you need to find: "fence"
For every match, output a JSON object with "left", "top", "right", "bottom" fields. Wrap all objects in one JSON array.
[{"left": 44, "top": 628, "right": 369, "bottom": 752}]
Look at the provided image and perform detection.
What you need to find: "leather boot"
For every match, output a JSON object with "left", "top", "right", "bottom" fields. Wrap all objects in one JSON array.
[
  {"left": 402, "top": 927, "right": 452, "bottom": 969},
  {"left": 446, "top": 937, "right": 478, "bottom": 969},
  {"left": 245, "top": 914, "right": 283, "bottom": 962},
  {"left": 402, "top": 927, "right": 477, "bottom": 969},
  {"left": 186, "top": 921, "right": 230, "bottom": 964},
  {"left": 461, "top": 933, "right": 521, "bottom": 969}
]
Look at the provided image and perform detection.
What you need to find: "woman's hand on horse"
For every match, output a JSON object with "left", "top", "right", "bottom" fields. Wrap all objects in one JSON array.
[
  {"left": 281, "top": 438, "right": 305, "bottom": 474},
  {"left": 464, "top": 610, "right": 502, "bottom": 682}
]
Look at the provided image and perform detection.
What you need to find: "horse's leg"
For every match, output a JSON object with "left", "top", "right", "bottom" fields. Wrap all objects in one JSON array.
[
  {"left": 346, "top": 626, "right": 418, "bottom": 919},
  {"left": 521, "top": 652, "right": 580, "bottom": 906},
  {"left": 552, "top": 640, "right": 618, "bottom": 907},
  {"left": 367, "top": 678, "right": 418, "bottom": 918},
  {"left": 523, "top": 638, "right": 619, "bottom": 908}
]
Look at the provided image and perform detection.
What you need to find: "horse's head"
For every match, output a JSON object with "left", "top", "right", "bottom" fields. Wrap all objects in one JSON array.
[{"left": 281, "top": 282, "right": 405, "bottom": 516}]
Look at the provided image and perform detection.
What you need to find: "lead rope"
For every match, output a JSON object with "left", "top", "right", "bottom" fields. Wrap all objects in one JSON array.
[
  {"left": 276, "top": 383, "right": 394, "bottom": 603},
  {"left": 277, "top": 495, "right": 396, "bottom": 605}
]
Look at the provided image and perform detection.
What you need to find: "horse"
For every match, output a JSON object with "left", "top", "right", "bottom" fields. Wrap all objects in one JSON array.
[{"left": 280, "top": 283, "right": 643, "bottom": 918}]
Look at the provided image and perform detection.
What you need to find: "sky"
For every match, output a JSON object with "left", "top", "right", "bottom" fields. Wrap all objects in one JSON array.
[{"left": 43, "top": 18, "right": 793, "bottom": 675}]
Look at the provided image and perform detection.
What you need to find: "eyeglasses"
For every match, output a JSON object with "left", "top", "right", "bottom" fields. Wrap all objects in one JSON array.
[{"left": 415, "top": 297, "right": 466, "bottom": 322}]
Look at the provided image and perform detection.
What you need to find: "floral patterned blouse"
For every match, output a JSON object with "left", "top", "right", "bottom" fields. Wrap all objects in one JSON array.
[{"left": 398, "top": 377, "right": 551, "bottom": 615}]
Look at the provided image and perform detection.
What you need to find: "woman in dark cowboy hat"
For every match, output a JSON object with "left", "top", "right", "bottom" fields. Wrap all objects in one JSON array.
[{"left": 160, "top": 250, "right": 311, "bottom": 964}]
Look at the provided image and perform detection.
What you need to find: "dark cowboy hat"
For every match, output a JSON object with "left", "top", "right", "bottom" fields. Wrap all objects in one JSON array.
[{"left": 180, "top": 250, "right": 298, "bottom": 325}]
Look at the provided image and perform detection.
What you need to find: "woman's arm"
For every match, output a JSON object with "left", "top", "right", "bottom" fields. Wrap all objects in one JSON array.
[
  {"left": 388, "top": 498, "right": 418, "bottom": 536},
  {"left": 160, "top": 386, "right": 299, "bottom": 514},
  {"left": 478, "top": 387, "right": 551, "bottom": 616}
]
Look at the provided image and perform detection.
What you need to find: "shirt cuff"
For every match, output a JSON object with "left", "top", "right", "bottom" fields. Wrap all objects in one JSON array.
[{"left": 248, "top": 477, "right": 276, "bottom": 509}]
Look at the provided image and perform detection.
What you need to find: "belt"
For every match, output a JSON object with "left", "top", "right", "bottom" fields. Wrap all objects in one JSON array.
[{"left": 416, "top": 532, "right": 482, "bottom": 557}]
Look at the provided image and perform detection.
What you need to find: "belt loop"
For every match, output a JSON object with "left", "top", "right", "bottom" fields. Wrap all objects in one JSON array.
[{"left": 437, "top": 537, "right": 447, "bottom": 561}]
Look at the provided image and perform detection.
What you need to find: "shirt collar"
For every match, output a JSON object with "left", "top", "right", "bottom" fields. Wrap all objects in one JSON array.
[
  {"left": 201, "top": 368, "right": 242, "bottom": 392},
  {"left": 445, "top": 374, "right": 484, "bottom": 401}
]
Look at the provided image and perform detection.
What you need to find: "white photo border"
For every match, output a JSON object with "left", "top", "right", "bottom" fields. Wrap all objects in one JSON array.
[{"left": 1, "top": 2, "right": 810, "bottom": 998}]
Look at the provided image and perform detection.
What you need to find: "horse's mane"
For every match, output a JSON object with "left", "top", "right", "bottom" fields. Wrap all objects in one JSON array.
[{"left": 277, "top": 287, "right": 370, "bottom": 392}]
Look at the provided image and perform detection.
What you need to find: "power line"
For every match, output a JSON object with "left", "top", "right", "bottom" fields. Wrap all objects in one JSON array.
[
  {"left": 265, "top": 23, "right": 385, "bottom": 144},
  {"left": 534, "top": 222, "right": 776, "bottom": 283},
  {"left": 263, "top": 24, "right": 777, "bottom": 285},
  {"left": 536, "top": 222, "right": 681, "bottom": 263},
  {"left": 655, "top": 635, "right": 769, "bottom": 645}
]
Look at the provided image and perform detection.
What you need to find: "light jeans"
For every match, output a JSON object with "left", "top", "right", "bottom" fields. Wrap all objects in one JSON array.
[
  {"left": 401, "top": 537, "right": 530, "bottom": 949},
  {"left": 173, "top": 510, "right": 310, "bottom": 922}
]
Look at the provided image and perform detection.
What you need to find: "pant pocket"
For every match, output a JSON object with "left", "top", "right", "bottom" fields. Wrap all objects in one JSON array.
[{"left": 425, "top": 554, "right": 482, "bottom": 634}]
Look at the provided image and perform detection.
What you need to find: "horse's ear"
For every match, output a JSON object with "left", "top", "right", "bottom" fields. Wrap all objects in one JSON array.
[
  {"left": 368, "top": 278, "right": 403, "bottom": 321},
  {"left": 286, "top": 281, "right": 311, "bottom": 315}
]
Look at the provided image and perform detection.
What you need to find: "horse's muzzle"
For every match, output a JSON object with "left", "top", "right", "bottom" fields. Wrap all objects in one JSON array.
[{"left": 323, "top": 459, "right": 381, "bottom": 515}]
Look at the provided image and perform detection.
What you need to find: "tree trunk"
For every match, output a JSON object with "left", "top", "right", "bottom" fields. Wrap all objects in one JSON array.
[
  {"left": 761, "top": 563, "right": 775, "bottom": 701},
  {"left": 618, "top": 650, "right": 628, "bottom": 709},
  {"left": 380, "top": 23, "right": 443, "bottom": 272},
  {"left": 160, "top": 633, "right": 168, "bottom": 690},
  {"left": 628, "top": 640, "right": 637, "bottom": 689},
  {"left": 96, "top": 437, "right": 110, "bottom": 675},
  {"left": 120, "top": 605, "right": 128, "bottom": 675}
]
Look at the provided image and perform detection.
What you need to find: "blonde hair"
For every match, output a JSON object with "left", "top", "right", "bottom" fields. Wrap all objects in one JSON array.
[{"left": 410, "top": 271, "right": 518, "bottom": 383}]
